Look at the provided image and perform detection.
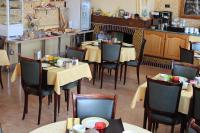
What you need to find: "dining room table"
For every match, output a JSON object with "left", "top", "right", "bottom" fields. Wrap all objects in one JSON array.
[
  {"left": 131, "top": 73, "right": 193, "bottom": 115},
  {"left": 11, "top": 59, "right": 92, "bottom": 122},
  {"left": 0, "top": 50, "right": 10, "bottom": 66},
  {"left": 81, "top": 41, "right": 136, "bottom": 63},
  {"left": 29, "top": 120, "right": 152, "bottom": 133}
]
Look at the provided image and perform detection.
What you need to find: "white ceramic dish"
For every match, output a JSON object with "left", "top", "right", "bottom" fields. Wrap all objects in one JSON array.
[
  {"left": 122, "top": 43, "right": 134, "bottom": 47},
  {"left": 122, "top": 130, "right": 136, "bottom": 133},
  {"left": 42, "top": 63, "right": 51, "bottom": 68},
  {"left": 81, "top": 117, "right": 109, "bottom": 129}
]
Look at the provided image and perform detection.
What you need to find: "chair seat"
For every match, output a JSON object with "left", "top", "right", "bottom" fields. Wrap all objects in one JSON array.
[
  {"left": 26, "top": 85, "right": 54, "bottom": 96},
  {"left": 127, "top": 60, "right": 138, "bottom": 66},
  {"left": 102, "top": 62, "right": 118, "bottom": 69},
  {"left": 62, "top": 81, "right": 78, "bottom": 90},
  {"left": 151, "top": 113, "right": 184, "bottom": 125},
  {"left": 188, "top": 128, "right": 197, "bottom": 133}
]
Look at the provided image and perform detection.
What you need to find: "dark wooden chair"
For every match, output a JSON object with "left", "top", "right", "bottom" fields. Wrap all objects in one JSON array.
[
  {"left": 187, "top": 118, "right": 200, "bottom": 133},
  {"left": 123, "top": 39, "right": 146, "bottom": 85},
  {"left": 100, "top": 42, "right": 122, "bottom": 89},
  {"left": 189, "top": 86, "right": 200, "bottom": 125},
  {"left": 72, "top": 93, "right": 117, "bottom": 121},
  {"left": 0, "top": 37, "right": 5, "bottom": 89},
  {"left": 172, "top": 61, "right": 199, "bottom": 80},
  {"left": 19, "top": 56, "right": 54, "bottom": 125},
  {"left": 180, "top": 47, "right": 194, "bottom": 64},
  {"left": 190, "top": 41, "right": 200, "bottom": 51},
  {"left": 58, "top": 46, "right": 86, "bottom": 112},
  {"left": 146, "top": 78, "right": 185, "bottom": 133}
]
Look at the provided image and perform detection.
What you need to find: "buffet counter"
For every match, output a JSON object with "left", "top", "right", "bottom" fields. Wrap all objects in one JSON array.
[{"left": 143, "top": 29, "right": 200, "bottom": 60}]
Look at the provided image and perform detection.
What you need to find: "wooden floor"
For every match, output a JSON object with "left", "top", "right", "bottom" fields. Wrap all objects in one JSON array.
[{"left": 0, "top": 65, "right": 184, "bottom": 133}]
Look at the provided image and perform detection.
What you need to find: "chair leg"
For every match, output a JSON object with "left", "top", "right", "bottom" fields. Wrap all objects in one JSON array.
[
  {"left": 171, "top": 125, "right": 174, "bottom": 133},
  {"left": 0, "top": 66, "right": 3, "bottom": 89},
  {"left": 100, "top": 68, "right": 104, "bottom": 89},
  {"left": 148, "top": 117, "right": 152, "bottom": 131},
  {"left": 109, "top": 69, "right": 112, "bottom": 76},
  {"left": 98, "top": 64, "right": 101, "bottom": 80},
  {"left": 143, "top": 109, "right": 147, "bottom": 129},
  {"left": 38, "top": 96, "right": 42, "bottom": 125},
  {"left": 66, "top": 89, "right": 69, "bottom": 111},
  {"left": 123, "top": 63, "right": 128, "bottom": 85},
  {"left": 114, "top": 68, "right": 118, "bottom": 90},
  {"left": 136, "top": 66, "right": 140, "bottom": 84},
  {"left": 48, "top": 95, "right": 52, "bottom": 105},
  {"left": 22, "top": 93, "right": 28, "bottom": 120},
  {"left": 120, "top": 64, "right": 123, "bottom": 81},
  {"left": 93, "top": 63, "right": 97, "bottom": 85},
  {"left": 58, "top": 95, "right": 60, "bottom": 114},
  {"left": 77, "top": 80, "right": 81, "bottom": 94},
  {"left": 64, "top": 90, "right": 67, "bottom": 102}
]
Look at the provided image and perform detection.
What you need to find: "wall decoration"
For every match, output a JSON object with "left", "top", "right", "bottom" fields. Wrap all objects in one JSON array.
[{"left": 180, "top": 0, "right": 200, "bottom": 19}]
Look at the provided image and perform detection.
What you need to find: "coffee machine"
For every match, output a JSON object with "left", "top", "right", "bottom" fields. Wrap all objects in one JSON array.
[{"left": 151, "top": 11, "right": 172, "bottom": 30}]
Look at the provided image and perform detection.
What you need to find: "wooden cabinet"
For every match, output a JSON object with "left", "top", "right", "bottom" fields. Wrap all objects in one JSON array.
[
  {"left": 164, "top": 33, "right": 189, "bottom": 60},
  {"left": 144, "top": 30, "right": 165, "bottom": 57},
  {"left": 144, "top": 30, "right": 189, "bottom": 60}
]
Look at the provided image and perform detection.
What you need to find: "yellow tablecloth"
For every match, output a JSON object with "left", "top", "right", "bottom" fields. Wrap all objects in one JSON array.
[
  {"left": 131, "top": 74, "right": 193, "bottom": 114},
  {"left": 0, "top": 50, "right": 10, "bottom": 66},
  {"left": 82, "top": 45, "right": 136, "bottom": 63},
  {"left": 11, "top": 62, "right": 92, "bottom": 95}
]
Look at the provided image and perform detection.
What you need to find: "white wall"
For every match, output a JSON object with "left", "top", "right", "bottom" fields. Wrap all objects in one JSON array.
[{"left": 91, "top": 0, "right": 155, "bottom": 16}]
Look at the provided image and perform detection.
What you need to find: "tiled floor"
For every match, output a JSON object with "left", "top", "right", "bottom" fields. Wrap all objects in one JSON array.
[{"left": 0, "top": 65, "right": 183, "bottom": 133}]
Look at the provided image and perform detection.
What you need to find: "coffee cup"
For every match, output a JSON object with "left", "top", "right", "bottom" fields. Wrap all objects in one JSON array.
[{"left": 73, "top": 125, "right": 85, "bottom": 133}]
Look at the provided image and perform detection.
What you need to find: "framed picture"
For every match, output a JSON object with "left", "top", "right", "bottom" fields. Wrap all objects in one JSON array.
[{"left": 180, "top": 0, "right": 200, "bottom": 19}]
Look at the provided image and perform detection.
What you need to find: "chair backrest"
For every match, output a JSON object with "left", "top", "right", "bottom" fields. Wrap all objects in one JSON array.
[
  {"left": 146, "top": 78, "right": 182, "bottom": 117},
  {"left": 0, "top": 37, "right": 5, "bottom": 49},
  {"left": 101, "top": 42, "right": 121, "bottom": 63},
  {"left": 180, "top": 47, "right": 194, "bottom": 64},
  {"left": 172, "top": 61, "right": 199, "bottom": 80},
  {"left": 190, "top": 41, "right": 200, "bottom": 51},
  {"left": 132, "top": 29, "right": 144, "bottom": 59},
  {"left": 193, "top": 86, "right": 200, "bottom": 121},
  {"left": 65, "top": 46, "right": 86, "bottom": 61},
  {"left": 72, "top": 93, "right": 117, "bottom": 120},
  {"left": 19, "top": 56, "right": 42, "bottom": 89},
  {"left": 187, "top": 118, "right": 200, "bottom": 133},
  {"left": 137, "top": 39, "right": 146, "bottom": 64}
]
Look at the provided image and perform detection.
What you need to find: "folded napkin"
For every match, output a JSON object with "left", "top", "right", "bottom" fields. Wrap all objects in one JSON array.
[{"left": 105, "top": 118, "right": 124, "bottom": 133}]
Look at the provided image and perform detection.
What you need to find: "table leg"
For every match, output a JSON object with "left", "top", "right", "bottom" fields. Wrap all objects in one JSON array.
[
  {"left": 18, "top": 43, "right": 21, "bottom": 62},
  {"left": 42, "top": 40, "right": 45, "bottom": 57},
  {"left": 58, "top": 37, "right": 61, "bottom": 56},
  {"left": 54, "top": 92, "right": 57, "bottom": 122}
]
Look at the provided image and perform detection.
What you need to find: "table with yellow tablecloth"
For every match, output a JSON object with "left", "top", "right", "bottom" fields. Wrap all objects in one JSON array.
[
  {"left": 11, "top": 62, "right": 92, "bottom": 95},
  {"left": 0, "top": 50, "right": 10, "bottom": 66},
  {"left": 82, "top": 45, "right": 136, "bottom": 63},
  {"left": 131, "top": 74, "right": 193, "bottom": 114}
]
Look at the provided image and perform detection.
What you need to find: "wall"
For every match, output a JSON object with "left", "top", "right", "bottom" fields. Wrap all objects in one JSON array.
[
  {"left": 154, "top": 0, "right": 200, "bottom": 27},
  {"left": 91, "top": 0, "right": 200, "bottom": 27},
  {"left": 91, "top": 0, "right": 155, "bottom": 17}
]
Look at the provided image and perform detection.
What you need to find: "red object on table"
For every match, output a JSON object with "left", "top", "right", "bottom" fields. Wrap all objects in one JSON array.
[
  {"left": 95, "top": 122, "right": 106, "bottom": 133},
  {"left": 172, "top": 76, "right": 180, "bottom": 83}
]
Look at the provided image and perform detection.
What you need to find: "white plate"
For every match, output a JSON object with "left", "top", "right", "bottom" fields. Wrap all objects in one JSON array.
[
  {"left": 42, "top": 63, "right": 51, "bottom": 68},
  {"left": 179, "top": 76, "right": 188, "bottom": 83},
  {"left": 123, "top": 130, "right": 137, "bottom": 133},
  {"left": 82, "top": 117, "right": 109, "bottom": 129},
  {"left": 122, "top": 43, "right": 134, "bottom": 47}
]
